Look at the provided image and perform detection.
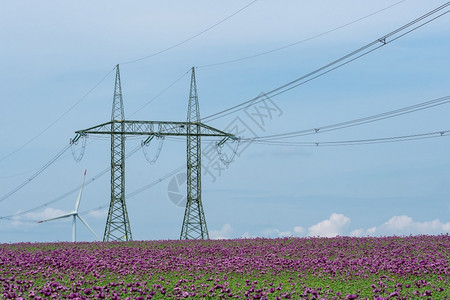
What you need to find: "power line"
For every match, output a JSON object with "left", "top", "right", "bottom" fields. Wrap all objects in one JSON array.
[
  {"left": 0, "top": 144, "right": 143, "bottom": 220},
  {"left": 76, "top": 164, "right": 184, "bottom": 217},
  {"left": 5, "top": 91, "right": 448, "bottom": 217},
  {"left": 245, "top": 95, "right": 450, "bottom": 141},
  {"left": 120, "top": 0, "right": 259, "bottom": 65},
  {"left": 160, "top": 95, "right": 450, "bottom": 143},
  {"left": 3, "top": 127, "right": 448, "bottom": 221},
  {"left": 0, "top": 67, "right": 193, "bottom": 214},
  {"left": 8, "top": 125, "right": 447, "bottom": 221},
  {"left": 0, "top": 167, "right": 41, "bottom": 180},
  {"left": 127, "top": 69, "right": 190, "bottom": 118},
  {"left": 126, "top": 164, "right": 185, "bottom": 199},
  {"left": 1, "top": 163, "right": 185, "bottom": 222},
  {"left": 2, "top": 3, "right": 448, "bottom": 226},
  {"left": 0, "top": 67, "right": 192, "bottom": 208},
  {"left": 2, "top": 2, "right": 443, "bottom": 178},
  {"left": 252, "top": 129, "right": 450, "bottom": 147},
  {"left": 0, "top": 67, "right": 116, "bottom": 164},
  {"left": 0, "top": 143, "right": 72, "bottom": 203},
  {"left": 0, "top": 138, "right": 98, "bottom": 179},
  {"left": 198, "top": 0, "right": 409, "bottom": 68},
  {"left": 0, "top": 0, "right": 258, "bottom": 164},
  {"left": 202, "top": 3, "right": 450, "bottom": 122}
]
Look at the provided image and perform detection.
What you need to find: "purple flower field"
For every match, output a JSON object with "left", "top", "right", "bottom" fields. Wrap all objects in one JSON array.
[{"left": 0, "top": 235, "right": 448, "bottom": 299}]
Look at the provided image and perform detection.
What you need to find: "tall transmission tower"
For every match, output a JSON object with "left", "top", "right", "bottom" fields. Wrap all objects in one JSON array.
[
  {"left": 104, "top": 65, "right": 132, "bottom": 242},
  {"left": 74, "top": 66, "right": 236, "bottom": 241},
  {"left": 180, "top": 67, "right": 209, "bottom": 239}
]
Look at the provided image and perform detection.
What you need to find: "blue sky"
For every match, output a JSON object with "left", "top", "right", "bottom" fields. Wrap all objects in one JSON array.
[{"left": 1, "top": 0, "right": 449, "bottom": 242}]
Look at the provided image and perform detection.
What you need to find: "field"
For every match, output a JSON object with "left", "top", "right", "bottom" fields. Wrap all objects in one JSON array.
[{"left": 0, "top": 235, "right": 448, "bottom": 299}]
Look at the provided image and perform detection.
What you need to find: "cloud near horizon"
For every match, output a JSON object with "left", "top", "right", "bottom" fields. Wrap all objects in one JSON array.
[
  {"left": 1, "top": 207, "right": 107, "bottom": 232},
  {"left": 210, "top": 223, "right": 233, "bottom": 239},
  {"left": 0, "top": 208, "right": 69, "bottom": 231},
  {"left": 308, "top": 213, "right": 351, "bottom": 237},
  {"left": 351, "top": 215, "right": 450, "bottom": 237},
  {"left": 215, "top": 214, "right": 449, "bottom": 239}
]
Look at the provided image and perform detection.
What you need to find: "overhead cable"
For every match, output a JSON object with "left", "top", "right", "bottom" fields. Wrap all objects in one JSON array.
[
  {"left": 127, "top": 69, "right": 190, "bottom": 118},
  {"left": 0, "top": 0, "right": 259, "bottom": 163},
  {"left": 198, "top": 0, "right": 409, "bottom": 68},
  {"left": 1, "top": 163, "right": 186, "bottom": 222},
  {"left": 125, "top": 164, "right": 185, "bottom": 199},
  {"left": 0, "top": 144, "right": 72, "bottom": 203},
  {"left": 245, "top": 94, "right": 450, "bottom": 141},
  {"left": 1, "top": 143, "right": 142, "bottom": 218},
  {"left": 0, "top": 67, "right": 116, "bottom": 163},
  {"left": 202, "top": 3, "right": 450, "bottom": 122},
  {"left": 120, "top": 0, "right": 259, "bottom": 65},
  {"left": 252, "top": 129, "right": 450, "bottom": 147}
]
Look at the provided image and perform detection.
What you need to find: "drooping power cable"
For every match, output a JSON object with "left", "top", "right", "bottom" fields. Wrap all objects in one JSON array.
[
  {"left": 244, "top": 95, "right": 450, "bottom": 141},
  {"left": 198, "top": 0, "right": 410, "bottom": 68},
  {"left": 202, "top": 3, "right": 450, "bottom": 122},
  {"left": 251, "top": 130, "right": 450, "bottom": 147},
  {"left": 120, "top": 0, "right": 259, "bottom": 65}
]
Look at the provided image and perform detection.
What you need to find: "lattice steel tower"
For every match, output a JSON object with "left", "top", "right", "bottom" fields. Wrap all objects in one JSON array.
[
  {"left": 104, "top": 65, "right": 132, "bottom": 242},
  {"left": 180, "top": 67, "right": 209, "bottom": 239},
  {"left": 74, "top": 66, "right": 235, "bottom": 241}
]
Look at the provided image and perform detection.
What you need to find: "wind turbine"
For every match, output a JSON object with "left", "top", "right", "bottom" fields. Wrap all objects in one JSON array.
[{"left": 38, "top": 170, "right": 99, "bottom": 242}]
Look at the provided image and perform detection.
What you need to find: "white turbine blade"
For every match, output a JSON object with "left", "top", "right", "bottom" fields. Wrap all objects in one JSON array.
[
  {"left": 38, "top": 212, "right": 75, "bottom": 223},
  {"left": 75, "top": 169, "right": 87, "bottom": 212},
  {"left": 77, "top": 215, "right": 100, "bottom": 240}
]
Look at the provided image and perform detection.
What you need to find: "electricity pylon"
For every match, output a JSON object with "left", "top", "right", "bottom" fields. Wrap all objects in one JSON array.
[
  {"left": 74, "top": 66, "right": 236, "bottom": 241},
  {"left": 180, "top": 67, "right": 208, "bottom": 239},
  {"left": 103, "top": 65, "right": 132, "bottom": 242}
]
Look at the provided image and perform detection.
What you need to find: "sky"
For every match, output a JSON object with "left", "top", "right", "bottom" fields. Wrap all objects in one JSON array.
[{"left": 0, "top": 0, "right": 449, "bottom": 243}]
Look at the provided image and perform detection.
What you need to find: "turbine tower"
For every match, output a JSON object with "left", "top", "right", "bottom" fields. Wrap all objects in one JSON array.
[
  {"left": 104, "top": 64, "right": 132, "bottom": 242},
  {"left": 38, "top": 170, "right": 99, "bottom": 242},
  {"left": 180, "top": 67, "right": 209, "bottom": 239}
]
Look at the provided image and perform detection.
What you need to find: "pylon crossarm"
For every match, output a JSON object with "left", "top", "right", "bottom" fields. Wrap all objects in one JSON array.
[
  {"left": 197, "top": 122, "right": 236, "bottom": 138},
  {"left": 76, "top": 121, "right": 113, "bottom": 133},
  {"left": 76, "top": 120, "right": 236, "bottom": 138}
]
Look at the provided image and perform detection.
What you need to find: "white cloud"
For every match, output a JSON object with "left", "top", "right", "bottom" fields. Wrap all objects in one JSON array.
[
  {"left": 384, "top": 215, "right": 413, "bottom": 231},
  {"left": 85, "top": 209, "right": 108, "bottom": 219},
  {"left": 308, "top": 213, "right": 350, "bottom": 237},
  {"left": 367, "top": 227, "right": 377, "bottom": 234},
  {"left": 293, "top": 226, "right": 304, "bottom": 234},
  {"left": 260, "top": 225, "right": 304, "bottom": 238},
  {"left": 374, "top": 215, "right": 450, "bottom": 236},
  {"left": 210, "top": 223, "right": 233, "bottom": 240},
  {"left": 0, "top": 208, "right": 70, "bottom": 231},
  {"left": 262, "top": 228, "right": 294, "bottom": 238},
  {"left": 350, "top": 226, "right": 377, "bottom": 237},
  {"left": 350, "top": 216, "right": 450, "bottom": 236},
  {"left": 212, "top": 215, "right": 448, "bottom": 240},
  {"left": 12, "top": 208, "right": 69, "bottom": 225},
  {"left": 196, "top": 215, "right": 449, "bottom": 240},
  {"left": 26, "top": 208, "right": 69, "bottom": 221},
  {"left": 5, "top": 217, "right": 38, "bottom": 231}
]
